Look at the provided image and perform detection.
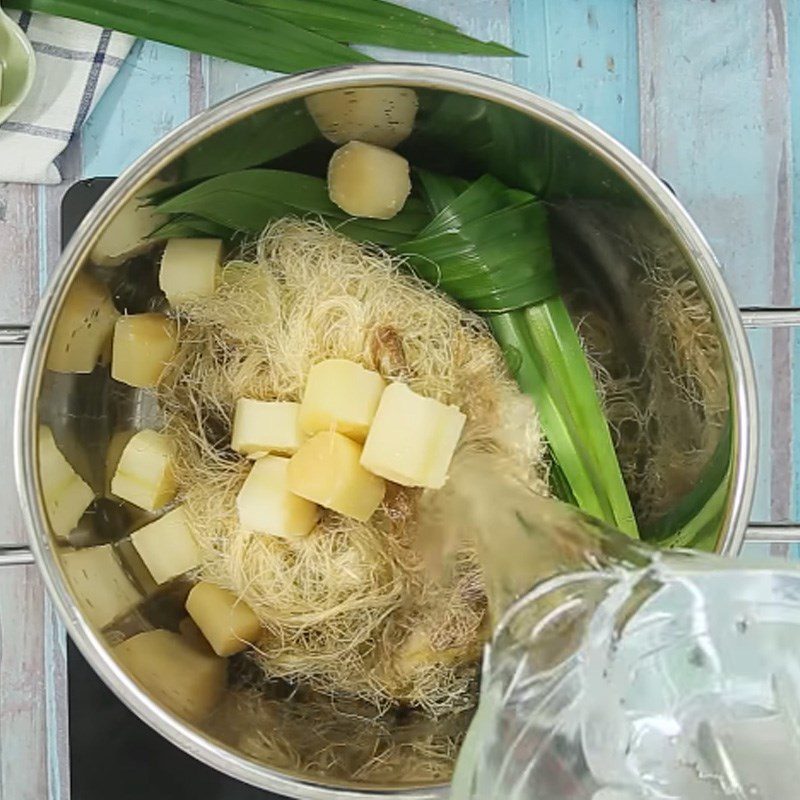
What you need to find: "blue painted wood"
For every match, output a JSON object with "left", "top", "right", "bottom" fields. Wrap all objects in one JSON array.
[
  {"left": 637, "top": 0, "right": 793, "bottom": 528},
  {"left": 364, "top": 0, "right": 514, "bottom": 80},
  {"left": 509, "top": 0, "right": 639, "bottom": 152},
  {"left": 80, "top": 40, "right": 192, "bottom": 178}
]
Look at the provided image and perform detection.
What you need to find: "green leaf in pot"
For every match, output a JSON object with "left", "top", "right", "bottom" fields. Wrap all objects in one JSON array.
[
  {"left": 400, "top": 173, "right": 638, "bottom": 538},
  {"left": 155, "top": 169, "right": 431, "bottom": 246}
]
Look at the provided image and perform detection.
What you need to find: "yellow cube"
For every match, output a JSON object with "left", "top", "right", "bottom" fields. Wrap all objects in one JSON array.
[
  {"left": 111, "top": 313, "right": 178, "bottom": 388},
  {"left": 111, "top": 429, "right": 176, "bottom": 511},
  {"left": 305, "top": 87, "right": 418, "bottom": 148},
  {"left": 327, "top": 141, "right": 411, "bottom": 220},
  {"left": 90, "top": 180, "right": 168, "bottom": 267},
  {"left": 38, "top": 425, "right": 94, "bottom": 540},
  {"left": 114, "top": 630, "right": 226, "bottom": 722},
  {"left": 231, "top": 399, "right": 303, "bottom": 457},
  {"left": 360, "top": 382, "right": 466, "bottom": 489},
  {"left": 130, "top": 506, "right": 200, "bottom": 585},
  {"left": 62, "top": 544, "right": 141, "bottom": 629},
  {"left": 185, "top": 581, "right": 262, "bottom": 657},
  {"left": 237, "top": 455, "right": 318, "bottom": 539},
  {"left": 299, "top": 358, "right": 386, "bottom": 443},
  {"left": 288, "top": 431, "right": 385, "bottom": 522},
  {"left": 46, "top": 272, "right": 119, "bottom": 373},
  {"left": 159, "top": 238, "right": 222, "bottom": 305}
]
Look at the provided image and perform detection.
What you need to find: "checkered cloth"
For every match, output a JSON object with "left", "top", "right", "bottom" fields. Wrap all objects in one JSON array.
[{"left": 0, "top": 11, "right": 134, "bottom": 184}]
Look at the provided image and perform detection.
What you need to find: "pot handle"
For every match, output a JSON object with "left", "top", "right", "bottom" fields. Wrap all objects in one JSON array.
[
  {"left": 741, "top": 306, "right": 800, "bottom": 544},
  {"left": 0, "top": 325, "right": 31, "bottom": 567}
]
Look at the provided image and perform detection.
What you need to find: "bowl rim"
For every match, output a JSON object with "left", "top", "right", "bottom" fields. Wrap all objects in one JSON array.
[{"left": 14, "top": 62, "right": 757, "bottom": 800}]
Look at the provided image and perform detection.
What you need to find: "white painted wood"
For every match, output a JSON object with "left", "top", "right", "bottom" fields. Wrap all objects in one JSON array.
[{"left": 0, "top": 565, "right": 48, "bottom": 800}]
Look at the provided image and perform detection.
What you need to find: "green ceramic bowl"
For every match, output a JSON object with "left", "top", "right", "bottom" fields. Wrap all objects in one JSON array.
[{"left": 0, "top": 5, "right": 36, "bottom": 124}]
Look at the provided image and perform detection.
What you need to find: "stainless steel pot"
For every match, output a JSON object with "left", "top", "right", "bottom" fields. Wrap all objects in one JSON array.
[{"left": 6, "top": 64, "right": 793, "bottom": 798}]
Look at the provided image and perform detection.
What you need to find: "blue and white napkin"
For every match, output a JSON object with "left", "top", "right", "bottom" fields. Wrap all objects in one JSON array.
[{"left": 0, "top": 11, "right": 134, "bottom": 184}]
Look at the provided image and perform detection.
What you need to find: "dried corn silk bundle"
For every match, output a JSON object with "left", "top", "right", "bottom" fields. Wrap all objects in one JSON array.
[{"left": 157, "top": 219, "right": 547, "bottom": 712}]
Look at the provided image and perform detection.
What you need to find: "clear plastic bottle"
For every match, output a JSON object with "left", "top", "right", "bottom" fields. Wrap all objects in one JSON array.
[{"left": 438, "top": 458, "right": 800, "bottom": 800}]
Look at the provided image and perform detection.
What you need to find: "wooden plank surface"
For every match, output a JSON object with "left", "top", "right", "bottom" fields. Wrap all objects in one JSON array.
[
  {"left": 510, "top": 0, "right": 639, "bottom": 151},
  {"left": 0, "top": 567, "right": 47, "bottom": 800},
  {"left": 636, "top": 0, "right": 793, "bottom": 532},
  {"left": 0, "top": 2, "right": 799, "bottom": 798}
]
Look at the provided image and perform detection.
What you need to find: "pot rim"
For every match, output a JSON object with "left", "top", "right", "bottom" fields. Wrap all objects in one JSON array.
[{"left": 14, "top": 63, "right": 757, "bottom": 800}]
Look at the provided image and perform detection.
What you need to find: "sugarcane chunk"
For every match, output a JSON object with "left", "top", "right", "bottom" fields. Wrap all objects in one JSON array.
[
  {"left": 288, "top": 431, "right": 385, "bottom": 522},
  {"left": 159, "top": 238, "right": 222, "bottom": 305},
  {"left": 185, "top": 581, "right": 262, "bottom": 657},
  {"left": 111, "top": 429, "right": 176, "bottom": 511},
  {"left": 361, "top": 382, "right": 466, "bottom": 489},
  {"left": 300, "top": 358, "right": 386, "bottom": 443},
  {"left": 111, "top": 313, "right": 178, "bottom": 388},
  {"left": 38, "top": 425, "right": 95, "bottom": 541},
  {"left": 90, "top": 182, "right": 168, "bottom": 267},
  {"left": 237, "top": 455, "right": 318, "bottom": 539},
  {"left": 327, "top": 141, "right": 411, "bottom": 220},
  {"left": 305, "top": 87, "right": 418, "bottom": 148},
  {"left": 178, "top": 616, "right": 212, "bottom": 653},
  {"left": 231, "top": 399, "right": 303, "bottom": 457},
  {"left": 46, "top": 272, "right": 120, "bottom": 373},
  {"left": 130, "top": 506, "right": 200, "bottom": 585},
  {"left": 62, "top": 544, "right": 140, "bottom": 629},
  {"left": 114, "top": 630, "right": 226, "bottom": 722}
]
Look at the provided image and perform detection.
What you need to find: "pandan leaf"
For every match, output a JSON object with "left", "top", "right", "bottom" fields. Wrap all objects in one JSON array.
[
  {"left": 155, "top": 169, "right": 430, "bottom": 246},
  {"left": 237, "top": 0, "right": 520, "bottom": 55},
  {"left": 415, "top": 170, "right": 469, "bottom": 216},
  {"left": 402, "top": 173, "right": 638, "bottom": 537},
  {"left": 7, "top": 0, "right": 373, "bottom": 73},
  {"left": 148, "top": 215, "right": 234, "bottom": 241},
  {"left": 175, "top": 102, "right": 321, "bottom": 182},
  {"left": 7, "top": 0, "right": 518, "bottom": 73}
]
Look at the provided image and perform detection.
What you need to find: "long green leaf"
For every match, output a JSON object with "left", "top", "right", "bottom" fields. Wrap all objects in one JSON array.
[
  {"left": 174, "top": 102, "right": 320, "bottom": 182},
  {"left": 523, "top": 302, "right": 638, "bottom": 536},
  {"left": 156, "top": 170, "right": 430, "bottom": 246},
  {"left": 402, "top": 174, "right": 638, "bottom": 537},
  {"left": 414, "top": 170, "right": 469, "bottom": 216},
  {"left": 489, "top": 308, "right": 616, "bottom": 526},
  {"left": 7, "top": 0, "right": 373, "bottom": 73},
  {"left": 400, "top": 176, "right": 557, "bottom": 313},
  {"left": 149, "top": 215, "right": 234, "bottom": 241},
  {"left": 236, "top": 0, "right": 519, "bottom": 55}
]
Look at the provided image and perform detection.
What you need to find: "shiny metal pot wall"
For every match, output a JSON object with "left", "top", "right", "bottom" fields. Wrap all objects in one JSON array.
[{"left": 11, "top": 65, "right": 762, "bottom": 798}]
